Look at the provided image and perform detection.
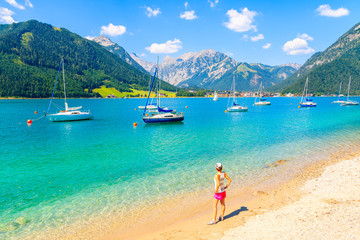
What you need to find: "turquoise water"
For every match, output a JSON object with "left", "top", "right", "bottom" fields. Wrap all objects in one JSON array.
[{"left": 2, "top": 97, "right": 360, "bottom": 238}]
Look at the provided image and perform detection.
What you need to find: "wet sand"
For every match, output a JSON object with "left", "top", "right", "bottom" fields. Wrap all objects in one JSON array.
[
  {"left": 21, "top": 146, "right": 360, "bottom": 240},
  {"left": 100, "top": 147, "right": 360, "bottom": 240}
]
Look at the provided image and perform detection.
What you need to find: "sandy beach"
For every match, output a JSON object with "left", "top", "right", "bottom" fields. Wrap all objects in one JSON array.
[{"left": 99, "top": 148, "right": 360, "bottom": 240}]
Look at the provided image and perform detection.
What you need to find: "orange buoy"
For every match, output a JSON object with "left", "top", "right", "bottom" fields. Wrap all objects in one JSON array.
[
  {"left": 134, "top": 108, "right": 137, "bottom": 110},
  {"left": 146, "top": 114, "right": 149, "bottom": 116},
  {"left": 185, "top": 106, "right": 188, "bottom": 108},
  {"left": 27, "top": 119, "right": 32, "bottom": 124},
  {"left": 225, "top": 110, "right": 227, "bottom": 113},
  {"left": 34, "top": 111, "right": 38, "bottom": 114},
  {"left": 133, "top": 122, "right": 138, "bottom": 127},
  {"left": 298, "top": 105, "right": 300, "bottom": 108}
]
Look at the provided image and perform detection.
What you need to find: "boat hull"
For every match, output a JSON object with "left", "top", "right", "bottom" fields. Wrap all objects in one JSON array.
[
  {"left": 46, "top": 112, "right": 94, "bottom": 122},
  {"left": 138, "top": 105, "right": 157, "bottom": 110},
  {"left": 341, "top": 101, "right": 359, "bottom": 106},
  {"left": 227, "top": 107, "right": 248, "bottom": 112},
  {"left": 255, "top": 101, "right": 271, "bottom": 106},
  {"left": 299, "top": 103, "right": 317, "bottom": 107},
  {"left": 142, "top": 113, "right": 184, "bottom": 123}
]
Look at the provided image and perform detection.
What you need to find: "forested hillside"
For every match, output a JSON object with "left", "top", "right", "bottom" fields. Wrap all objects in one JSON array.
[
  {"left": 0, "top": 20, "right": 176, "bottom": 98},
  {"left": 276, "top": 22, "right": 360, "bottom": 95}
]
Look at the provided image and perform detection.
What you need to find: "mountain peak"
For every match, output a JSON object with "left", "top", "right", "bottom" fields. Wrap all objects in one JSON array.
[
  {"left": 278, "top": 63, "right": 302, "bottom": 69},
  {"left": 92, "top": 36, "right": 115, "bottom": 47}
]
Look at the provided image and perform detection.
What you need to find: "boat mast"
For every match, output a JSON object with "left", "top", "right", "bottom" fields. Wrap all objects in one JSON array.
[
  {"left": 233, "top": 76, "right": 236, "bottom": 104},
  {"left": 347, "top": 76, "right": 351, "bottom": 101},
  {"left": 301, "top": 77, "right": 308, "bottom": 103},
  {"left": 62, "top": 58, "right": 67, "bottom": 110},
  {"left": 157, "top": 56, "right": 160, "bottom": 107},
  {"left": 338, "top": 82, "right": 342, "bottom": 100}
]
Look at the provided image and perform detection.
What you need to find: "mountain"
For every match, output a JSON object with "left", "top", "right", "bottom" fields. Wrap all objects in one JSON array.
[
  {"left": 278, "top": 22, "right": 360, "bottom": 95},
  {"left": 0, "top": 20, "right": 175, "bottom": 98},
  {"left": 90, "top": 36, "right": 147, "bottom": 73},
  {"left": 130, "top": 53, "right": 155, "bottom": 73},
  {"left": 131, "top": 49, "right": 299, "bottom": 91}
]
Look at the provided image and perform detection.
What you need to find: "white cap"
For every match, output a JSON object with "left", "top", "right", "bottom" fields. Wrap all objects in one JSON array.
[{"left": 215, "top": 163, "right": 222, "bottom": 169}]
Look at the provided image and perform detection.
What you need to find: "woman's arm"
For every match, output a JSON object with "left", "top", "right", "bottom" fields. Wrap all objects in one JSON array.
[
  {"left": 215, "top": 173, "right": 220, "bottom": 193},
  {"left": 224, "top": 172, "right": 232, "bottom": 189}
]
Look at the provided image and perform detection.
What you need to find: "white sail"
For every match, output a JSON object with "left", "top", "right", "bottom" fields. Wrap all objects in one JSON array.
[
  {"left": 65, "top": 102, "right": 82, "bottom": 111},
  {"left": 213, "top": 91, "right": 218, "bottom": 101}
]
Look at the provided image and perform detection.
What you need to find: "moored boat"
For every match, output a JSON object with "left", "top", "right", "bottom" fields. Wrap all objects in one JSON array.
[
  {"left": 142, "top": 65, "right": 184, "bottom": 124},
  {"left": 254, "top": 82, "right": 271, "bottom": 106},
  {"left": 46, "top": 58, "right": 93, "bottom": 122},
  {"left": 299, "top": 77, "right": 317, "bottom": 108},
  {"left": 340, "top": 76, "right": 359, "bottom": 106},
  {"left": 227, "top": 76, "right": 248, "bottom": 112}
]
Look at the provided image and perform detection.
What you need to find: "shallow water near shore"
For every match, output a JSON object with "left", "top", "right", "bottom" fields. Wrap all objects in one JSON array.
[{"left": 2, "top": 97, "right": 360, "bottom": 239}]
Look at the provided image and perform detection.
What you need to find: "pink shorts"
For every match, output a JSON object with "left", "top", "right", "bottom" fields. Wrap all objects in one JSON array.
[{"left": 214, "top": 191, "right": 226, "bottom": 200}]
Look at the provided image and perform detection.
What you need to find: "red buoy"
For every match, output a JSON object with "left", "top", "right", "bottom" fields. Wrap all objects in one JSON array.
[
  {"left": 133, "top": 122, "right": 138, "bottom": 127},
  {"left": 27, "top": 119, "right": 32, "bottom": 124},
  {"left": 34, "top": 111, "right": 38, "bottom": 114},
  {"left": 185, "top": 106, "right": 188, "bottom": 108}
]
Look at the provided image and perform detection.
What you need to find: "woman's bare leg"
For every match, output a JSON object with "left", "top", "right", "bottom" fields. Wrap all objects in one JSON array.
[
  {"left": 220, "top": 199, "right": 225, "bottom": 220},
  {"left": 212, "top": 199, "right": 219, "bottom": 221}
]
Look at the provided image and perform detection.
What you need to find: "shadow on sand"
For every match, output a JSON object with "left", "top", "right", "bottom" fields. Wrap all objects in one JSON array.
[{"left": 224, "top": 206, "right": 248, "bottom": 220}]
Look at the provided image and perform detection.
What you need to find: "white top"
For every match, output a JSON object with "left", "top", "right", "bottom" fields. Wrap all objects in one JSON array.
[{"left": 214, "top": 172, "right": 225, "bottom": 193}]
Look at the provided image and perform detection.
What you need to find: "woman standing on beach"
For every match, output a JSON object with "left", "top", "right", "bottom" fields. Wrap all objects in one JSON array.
[{"left": 208, "top": 163, "right": 231, "bottom": 225}]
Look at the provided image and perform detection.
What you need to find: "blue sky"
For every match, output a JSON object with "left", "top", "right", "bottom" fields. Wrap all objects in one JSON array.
[{"left": 1, "top": 0, "right": 359, "bottom": 66}]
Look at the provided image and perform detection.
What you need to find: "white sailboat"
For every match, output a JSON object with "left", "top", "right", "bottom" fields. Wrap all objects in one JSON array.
[
  {"left": 213, "top": 91, "right": 218, "bottom": 101},
  {"left": 254, "top": 82, "right": 271, "bottom": 106},
  {"left": 46, "top": 58, "right": 94, "bottom": 122},
  {"left": 299, "top": 77, "right": 316, "bottom": 107},
  {"left": 227, "top": 76, "right": 248, "bottom": 112},
  {"left": 341, "top": 76, "right": 359, "bottom": 106},
  {"left": 332, "top": 81, "right": 345, "bottom": 104}
]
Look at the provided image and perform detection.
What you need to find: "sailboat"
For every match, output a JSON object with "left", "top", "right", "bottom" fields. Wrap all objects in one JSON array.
[
  {"left": 254, "top": 82, "right": 271, "bottom": 106},
  {"left": 299, "top": 77, "right": 316, "bottom": 107},
  {"left": 142, "top": 67, "right": 184, "bottom": 123},
  {"left": 213, "top": 91, "right": 218, "bottom": 101},
  {"left": 46, "top": 58, "right": 94, "bottom": 122},
  {"left": 332, "top": 81, "right": 345, "bottom": 104},
  {"left": 341, "top": 76, "right": 359, "bottom": 106},
  {"left": 227, "top": 76, "right": 248, "bottom": 112},
  {"left": 138, "top": 76, "right": 158, "bottom": 110}
]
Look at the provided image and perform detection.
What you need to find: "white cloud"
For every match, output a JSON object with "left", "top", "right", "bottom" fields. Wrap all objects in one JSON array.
[
  {"left": 5, "top": 0, "right": 24, "bottom": 10},
  {"left": 184, "top": 2, "right": 189, "bottom": 9},
  {"left": 250, "top": 33, "right": 264, "bottom": 42},
  {"left": 209, "top": 0, "right": 219, "bottom": 8},
  {"left": 85, "top": 36, "right": 96, "bottom": 40},
  {"left": 262, "top": 43, "right": 271, "bottom": 49},
  {"left": 100, "top": 23, "right": 126, "bottom": 37},
  {"left": 224, "top": 8, "right": 258, "bottom": 33},
  {"left": 180, "top": 10, "right": 198, "bottom": 20},
  {"left": 25, "top": 0, "right": 33, "bottom": 8},
  {"left": 145, "top": 6, "right": 161, "bottom": 18},
  {"left": 0, "top": 7, "right": 15, "bottom": 24},
  {"left": 298, "top": 33, "right": 313, "bottom": 41},
  {"left": 282, "top": 34, "right": 314, "bottom": 55},
  {"left": 316, "top": 4, "right": 349, "bottom": 17},
  {"left": 146, "top": 39, "right": 182, "bottom": 54}
]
